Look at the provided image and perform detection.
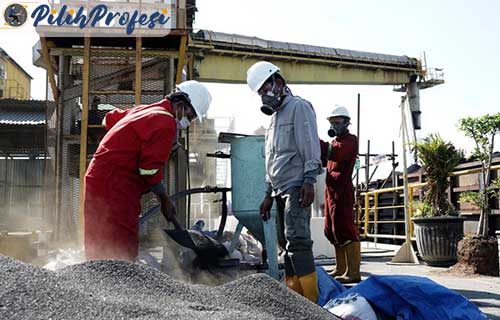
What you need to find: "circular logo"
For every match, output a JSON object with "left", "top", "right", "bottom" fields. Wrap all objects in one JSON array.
[{"left": 4, "top": 4, "right": 28, "bottom": 27}]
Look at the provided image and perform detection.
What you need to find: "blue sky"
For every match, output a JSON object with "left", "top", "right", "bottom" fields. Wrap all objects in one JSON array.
[{"left": 0, "top": 0, "right": 499, "bottom": 179}]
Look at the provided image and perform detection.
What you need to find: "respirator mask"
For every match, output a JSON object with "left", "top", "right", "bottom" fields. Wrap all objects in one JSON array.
[
  {"left": 176, "top": 117, "right": 191, "bottom": 130},
  {"left": 328, "top": 120, "right": 349, "bottom": 137},
  {"left": 260, "top": 81, "right": 282, "bottom": 116}
]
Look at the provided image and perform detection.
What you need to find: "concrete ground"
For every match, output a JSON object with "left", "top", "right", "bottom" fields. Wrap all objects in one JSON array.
[{"left": 319, "top": 242, "right": 500, "bottom": 319}]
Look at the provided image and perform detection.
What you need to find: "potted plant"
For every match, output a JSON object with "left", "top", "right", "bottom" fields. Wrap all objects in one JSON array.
[
  {"left": 412, "top": 134, "right": 464, "bottom": 266},
  {"left": 455, "top": 113, "right": 500, "bottom": 276}
]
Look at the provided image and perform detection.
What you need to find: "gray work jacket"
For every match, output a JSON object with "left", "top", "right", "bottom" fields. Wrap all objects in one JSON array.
[{"left": 265, "top": 94, "right": 323, "bottom": 195}]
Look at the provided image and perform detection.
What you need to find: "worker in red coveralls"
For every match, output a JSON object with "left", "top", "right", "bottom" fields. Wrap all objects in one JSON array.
[
  {"left": 320, "top": 105, "right": 361, "bottom": 283},
  {"left": 83, "top": 80, "right": 212, "bottom": 262}
]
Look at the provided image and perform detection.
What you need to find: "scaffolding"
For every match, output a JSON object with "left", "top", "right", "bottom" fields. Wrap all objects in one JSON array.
[{"left": 36, "top": 17, "right": 197, "bottom": 241}]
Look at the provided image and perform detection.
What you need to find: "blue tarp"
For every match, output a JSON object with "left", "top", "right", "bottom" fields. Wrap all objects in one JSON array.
[
  {"left": 316, "top": 266, "right": 345, "bottom": 306},
  {"left": 316, "top": 268, "right": 486, "bottom": 320}
]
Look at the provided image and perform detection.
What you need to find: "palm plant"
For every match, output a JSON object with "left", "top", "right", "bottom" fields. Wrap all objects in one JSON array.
[{"left": 414, "top": 134, "right": 464, "bottom": 217}]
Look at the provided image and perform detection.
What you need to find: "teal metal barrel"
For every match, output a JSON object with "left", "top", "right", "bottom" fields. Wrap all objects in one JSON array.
[
  {"left": 230, "top": 135, "right": 279, "bottom": 279},
  {"left": 230, "top": 135, "right": 274, "bottom": 244}
]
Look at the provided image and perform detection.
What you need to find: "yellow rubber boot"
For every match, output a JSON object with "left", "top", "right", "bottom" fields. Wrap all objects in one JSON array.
[
  {"left": 335, "top": 241, "right": 361, "bottom": 284},
  {"left": 285, "top": 275, "right": 303, "bottom": 295},
  {"left": 298, "top": 272, "right": 319, "bottom": 303},
  {"left": 329, "top": 245, "right": 347, "bottom": 277}
]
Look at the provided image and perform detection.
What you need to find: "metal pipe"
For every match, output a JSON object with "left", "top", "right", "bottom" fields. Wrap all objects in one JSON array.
[
  {"left": 361, "top": 182, "right": 427, "bottom": 195},
  {"left": 391, "top": 141, "right": 398, "bottom": 238},
  {"left": 366, "top": 234, "right": 416, "bottom": 241},
  {"left": 450, "top": 164, "right": 500, "bottom": 177},
  {"left": 135, "top": 37, "right": 142, "bottom": 106},
  {"left": 358, "top": 153, "right": 398, "bottom": 157},
  {"left": 77, "top": 37, "right": 91, "bottom": 243},
  {"left": 400, "top": 96, "right": 412, "bottom": 245},
  {"left": 365, "top": 140, "right": 370, "bottom": 190},
  {"left": 355, "top": 93, "right": 360, "bottom": 225},
  {"left": 374, "top": 192, "right": 379, "bottom": 246},
  {"left": 186, "top": 129, "right": 191, "bottom": 228},
  {"left": 368, "top": 204, "right": 405, "bottom": 210},
  {"left": 368, "top": 165, "right": 379, "bottom": 185},
  {"left": 139, "top": 187, "right": 231, "bottom": 227},
  {"left": 364, "top": 193, "right": 369, "bottom": 237}
]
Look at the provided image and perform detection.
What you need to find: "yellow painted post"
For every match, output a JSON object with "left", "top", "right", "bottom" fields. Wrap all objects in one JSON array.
[
  {"left": 355, "top": 196, "right": 361, "bottom": 226},
  {"left": 175, "top": 35, "right": 188, "bottom": 84},
  {"left": 364, "top": 193, "right": 369, "bottom": 237},
  {"left": 78, "top": 37, "right": 91, "bottom": 244},
  {"left": 135, "top": 37, "right": 142, "bottom": 106}
]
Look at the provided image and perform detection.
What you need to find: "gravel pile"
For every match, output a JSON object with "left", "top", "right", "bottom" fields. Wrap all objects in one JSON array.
[{"left": 0, "top": 255, "right": 338, "bottom": 320}]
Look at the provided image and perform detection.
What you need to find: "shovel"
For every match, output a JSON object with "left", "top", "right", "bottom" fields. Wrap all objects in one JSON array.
[{"left": 165, "top": 215, "right": 228, "bottom": 266}]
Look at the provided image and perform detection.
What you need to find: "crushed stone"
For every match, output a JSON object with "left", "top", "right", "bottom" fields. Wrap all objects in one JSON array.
[{"left": 0, "top": 255, "right": 338, "bottom": 320}]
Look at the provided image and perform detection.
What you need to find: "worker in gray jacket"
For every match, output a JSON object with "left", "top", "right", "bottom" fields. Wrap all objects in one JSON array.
[{"left": 247, "top": 61, "right": 322, "bottom": 303}]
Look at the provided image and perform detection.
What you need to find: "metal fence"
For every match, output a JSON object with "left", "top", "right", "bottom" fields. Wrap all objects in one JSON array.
[
  {"left": 360, "top": 164, "right": 500, "bottom": 242},
  {"left": 0, "top": 152, "right": 51, "bottom": 231}
]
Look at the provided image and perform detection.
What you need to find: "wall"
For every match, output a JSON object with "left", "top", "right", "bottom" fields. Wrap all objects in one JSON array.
[{"left": 0, "top": 56, "right": 31, "bottom": 100}]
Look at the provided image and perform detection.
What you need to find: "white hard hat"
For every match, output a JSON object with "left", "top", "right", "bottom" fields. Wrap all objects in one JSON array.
[
  {"left": 176, "top": 80, "right": 212, "bottom": 122},
  {"left": 327, "top": 105, "right": 350, "bottom": 119},
  {"left": 246, "top": 61, "right": 280, "bottom": 92}
]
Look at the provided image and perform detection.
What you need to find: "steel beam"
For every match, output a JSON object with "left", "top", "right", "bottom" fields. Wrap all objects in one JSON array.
[{"left": 194, "top": 55, "right": 412, "bottom": 85}]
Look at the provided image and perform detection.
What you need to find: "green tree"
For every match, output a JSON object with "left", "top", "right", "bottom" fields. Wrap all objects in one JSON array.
[
  {"left": 458, "top": 113, "right": 500, "bottom": 236},
  {"left": 414, "top": 134, "right": 463, "bottom": 217}
]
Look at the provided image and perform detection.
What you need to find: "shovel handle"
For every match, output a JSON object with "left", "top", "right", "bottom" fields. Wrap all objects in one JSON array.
[{"left": 169, "top": 215, "right": 183, "bottom": 230}]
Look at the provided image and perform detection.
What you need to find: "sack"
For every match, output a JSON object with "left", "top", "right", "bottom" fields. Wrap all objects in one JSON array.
[{"left": 324, "top": 293, "right": 377, "bottom": 320}]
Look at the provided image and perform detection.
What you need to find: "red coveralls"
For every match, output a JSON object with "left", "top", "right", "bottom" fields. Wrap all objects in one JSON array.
[
  {"left": 84, "top": 99, "right": 176, "bottom": 261},
  {"left": 320, "top": 130, "right": 359, "bottom": 245}
]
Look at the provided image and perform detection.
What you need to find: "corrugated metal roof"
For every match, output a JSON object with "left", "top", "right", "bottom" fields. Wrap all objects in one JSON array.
[
  {"left": 0, "top": 99, "right": 52, "bottom": 126},
  {"left": 193, "top": 30, "right": 416, "bottom": 67},
  {"left": 0, "top": 110, "right": 45, "bottom": 126}
]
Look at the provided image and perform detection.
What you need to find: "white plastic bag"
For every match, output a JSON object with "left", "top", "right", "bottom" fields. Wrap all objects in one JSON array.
[{"left": 324, "top": 293, "right": 377, "bottom": 320}]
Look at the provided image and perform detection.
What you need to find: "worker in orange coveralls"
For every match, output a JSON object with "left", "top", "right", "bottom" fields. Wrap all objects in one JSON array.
[
  {"left": 83, "top": 80, "right": 212, "bottom": 262},
  {"left": 320, "top": 105, "right": 361, "bottom": 283}
]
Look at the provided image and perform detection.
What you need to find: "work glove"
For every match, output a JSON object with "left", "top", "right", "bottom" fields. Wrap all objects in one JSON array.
[{"left": 158, "top": 192, "right": 177, "bottom": 222}]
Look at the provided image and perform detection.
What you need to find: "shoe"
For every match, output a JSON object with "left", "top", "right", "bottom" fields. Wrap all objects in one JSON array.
[
  {"left": 328, "top": 244, "right": 347, "bottom": 277},
  {"left": 285, "top": 275, "right": 303, "bottom": 295},
  {"left": 298, "top": 271, "right": 319, "bottom": 303},
  {"left": 335, "top": 241, "right": 361, "bottom": 284}
]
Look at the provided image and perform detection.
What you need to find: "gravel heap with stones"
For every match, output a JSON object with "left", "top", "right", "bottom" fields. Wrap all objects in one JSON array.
[{"left": 0, "top": 256, "right": 338, "bottom": 320}]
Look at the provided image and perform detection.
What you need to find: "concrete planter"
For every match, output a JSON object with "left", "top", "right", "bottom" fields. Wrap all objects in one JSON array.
[{"left": 412, "top": 216, "right": 464, "bottom": 267}]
